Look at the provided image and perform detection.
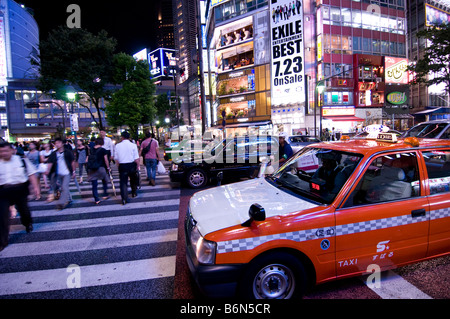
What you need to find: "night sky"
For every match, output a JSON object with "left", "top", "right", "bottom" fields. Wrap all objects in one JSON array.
[{"left": 17, "top": 0, "right": 160, "bottom": 55}]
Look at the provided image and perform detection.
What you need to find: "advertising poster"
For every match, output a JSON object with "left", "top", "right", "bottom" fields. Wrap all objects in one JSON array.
[
  {"left": 385, "top": 57, "right": 408, "bottom": 84},
  {"left": 425, "top": 4, "right": 450, "bottom": 27},
  {"left": 270, "top": 0, "right": 305, "bottom": 109}
]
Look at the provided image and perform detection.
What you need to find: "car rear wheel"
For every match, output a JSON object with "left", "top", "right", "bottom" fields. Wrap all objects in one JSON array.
[
  {"left": 186, "top": 168, "right": 208, "bottom": 188},
  {"left": 239, "top": 252, "right": 307, "bottom": 299}
]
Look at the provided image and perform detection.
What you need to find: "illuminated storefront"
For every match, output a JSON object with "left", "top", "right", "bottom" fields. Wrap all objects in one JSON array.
[{"left": 316, "top": 0, "right": 408, "bottom": 134}]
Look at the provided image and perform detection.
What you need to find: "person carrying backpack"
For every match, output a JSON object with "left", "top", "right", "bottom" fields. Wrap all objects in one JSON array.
[{"left": 87, "top": 138, "right": 110, "bottom": 205}]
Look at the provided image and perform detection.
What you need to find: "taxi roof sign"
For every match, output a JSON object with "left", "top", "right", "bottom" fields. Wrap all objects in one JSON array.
[{"left": 376, "top": 133, "right": 398, "bottom": 143}]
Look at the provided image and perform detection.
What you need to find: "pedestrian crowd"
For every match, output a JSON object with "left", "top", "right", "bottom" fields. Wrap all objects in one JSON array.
[{"left": 0, "top": 130, "right": 162, "bottom": 252}]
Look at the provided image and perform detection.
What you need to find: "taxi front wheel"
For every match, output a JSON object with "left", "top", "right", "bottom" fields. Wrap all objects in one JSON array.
[{"left": 238, "top": 252, "right": 308, "bottom": 299}]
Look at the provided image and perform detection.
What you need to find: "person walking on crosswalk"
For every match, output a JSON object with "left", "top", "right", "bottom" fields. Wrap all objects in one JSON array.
[
  {"left": 140, "top": 131, "right": 160, "bottom": 186},
  {"left": 115, "top": 131, "right": 140, "bottom": 205},
  {"left": 0, "top": 141, "right": 40, "bottom": 252},
  {"left": 87, "top": 137, "right": 111, "bottom": 205},
  {"left": 44, "top": 138, "right": 76, "bottom": 210}
]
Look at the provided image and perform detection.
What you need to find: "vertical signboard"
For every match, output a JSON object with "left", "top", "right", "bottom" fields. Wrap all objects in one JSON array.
[
  {"left": 148, "top": 48, "right": 177, "bottom": 78},
  {"left": 253, "top": 11, "right": 270, "bottom": 66},
  {"left": 270, "top": 0, "right": 305, "bottom": 109},
  {"left": 385, "top": 57, "right": 408, "bottom": 84},
  {"left": 0, "top": 16, "right": 8, "bottom": 87}
]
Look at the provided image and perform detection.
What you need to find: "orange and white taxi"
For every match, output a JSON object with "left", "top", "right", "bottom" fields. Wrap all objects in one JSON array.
[{"left": 185, "top": 134, "right": 450, "bottom": 299}]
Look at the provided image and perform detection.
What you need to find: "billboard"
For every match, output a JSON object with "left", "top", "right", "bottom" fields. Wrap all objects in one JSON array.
[
  {"left": 385, "top": 57, "right": 408, "bottom": 84},
  {"left": 425, "top": 4, "right": 450, "bottom": 27},
  {"left": 148, "top": 48, "right": 177, "bottom": 79},
  {"left": 270, "top": 0, "right": 306, "bottom": 109},
  {"left": 133, "top": 48, "right": 147, "bottom": 62}
]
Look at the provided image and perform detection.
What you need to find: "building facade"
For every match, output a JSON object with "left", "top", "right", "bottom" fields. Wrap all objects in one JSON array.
[
  {"left": 0, "top": 0, "right": 40, "bottom": 140},
  {"left": 407, "top": 0, "right": 450, "bottom": 119},
  {"left": 204, "top": 0, "right": 274, "bottom": 136},
  {"left": 203, "top": 0, "right": 429, "bottom": 136}
]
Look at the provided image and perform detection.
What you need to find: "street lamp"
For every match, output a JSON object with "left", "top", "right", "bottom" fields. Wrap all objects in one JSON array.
[{"left": 66, "top": 85, "right": 78, "bottom": 144}]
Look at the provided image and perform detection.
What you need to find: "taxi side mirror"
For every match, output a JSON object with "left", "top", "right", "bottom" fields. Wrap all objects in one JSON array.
[{"left": 242, "top": 203, "right": 266, "bottom": 227}]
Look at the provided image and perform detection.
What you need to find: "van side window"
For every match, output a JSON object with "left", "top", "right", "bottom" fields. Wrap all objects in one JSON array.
[
  {"left": 423, "top": 150, "right": 450, "bottom": 195},
  {"left": 343, "top": 152, "right": 420, "bottom": 208}
]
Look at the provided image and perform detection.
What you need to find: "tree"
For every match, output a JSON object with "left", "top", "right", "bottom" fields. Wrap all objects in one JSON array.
[
  {"left": 408, "top": 23, "right": 450, "bottom": 102},
  {"left": 154, "top": 93, "right": 184, "bottom": 129},
  {"left": 34, "top": 26, "right": 117, "bottom": 130},
  {"left": 106, "top": 53, "right": 156, "bottom": 140}
]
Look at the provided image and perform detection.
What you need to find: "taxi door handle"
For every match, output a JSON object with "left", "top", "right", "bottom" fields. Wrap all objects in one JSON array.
[{"left": 411, "top": 209, "right": 426, "bottom": 218}]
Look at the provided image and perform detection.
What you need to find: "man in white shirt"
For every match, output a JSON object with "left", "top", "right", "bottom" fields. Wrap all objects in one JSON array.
[
  {"left": 115, "top": 131, "right": 140, "bottom": 205},
  {"left": 0, "top": 142, "right": 40, "bottom": 251},
  {"left": 100, "top": 129, "right": 115, "bottom": 161}
]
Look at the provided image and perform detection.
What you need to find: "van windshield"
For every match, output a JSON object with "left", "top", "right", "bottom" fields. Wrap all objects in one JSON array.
[{"left": 266, "top": 147, "right": 363, "bottom": 205}]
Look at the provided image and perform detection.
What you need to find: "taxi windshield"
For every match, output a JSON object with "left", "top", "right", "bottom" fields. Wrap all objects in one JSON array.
[{"left": 266, "top": 147, "right": 363, "bottom": 205}]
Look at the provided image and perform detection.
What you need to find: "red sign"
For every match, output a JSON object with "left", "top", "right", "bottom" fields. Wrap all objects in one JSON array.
[{"left": 358, "top": 82, "right": 376, "bottom": 91}]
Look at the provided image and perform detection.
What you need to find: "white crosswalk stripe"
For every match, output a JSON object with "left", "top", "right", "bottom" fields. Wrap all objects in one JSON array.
[{"left": 0, "top": 169, "right": 180, "bottom": 298}]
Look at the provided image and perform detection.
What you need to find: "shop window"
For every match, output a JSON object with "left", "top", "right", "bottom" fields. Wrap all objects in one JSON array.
[
  {"left": 218, "top": 43, "right": 254, "bottom": 73},
  {"left": 352, "top": 9, "right": 362, "bottom": 28},
  {"left": 14, "top": 90, "right": 22, "bottom": 101},
  {"left": 0, "top": 112, "right": 7, "bottom": 127},
  {"left": 342, "top": 35, "right": 351, "bottom": 54},
  {"left": 323, "top": 34, "right": 331, "bottom": 54},
  {"left": 341, "top": 7, "right": 351, "bottom": 27},
  {"left": 389, "top": 17, "right": 397, "bottom": 31},
  {"left": 324, "top": 91, "right": 352, "bottom": 105},
  {"left": 324, "top": 63, "right": 331, "bottom": 78},
  {"left": 372, "top": 39, "right": 380, "bottom": 53},
  {"left": 389, "top": 41, "right": 397, "bottom": 55},
  {"left": 353, "top": 36, "right": 361, "bottom": 53},
  {"left": 331, "top": 34, "right": 341, "bottom": 53},
  {"left": 381, "top": 40, "right": 389, "bottom": 54},
  {"left": 362, "top": 38, "right": 372, "bottom": 53},
  {"left": 330, "top": 7, "right": 341, "bottom": 25},
  {"left": 397, "top": 18, "right": 405, "bottom": 34},
  {"left": 362, "top": 11, "right": 378, "bottom": 30},
  {"left": 397, "top": 42, "right": 405, "bottom": 56},
  {"left": 380, "top": 16, "right": 389, "bottom": 32},
  {"left": 322, "top": 5, "right": 330, "bottom": 20}
]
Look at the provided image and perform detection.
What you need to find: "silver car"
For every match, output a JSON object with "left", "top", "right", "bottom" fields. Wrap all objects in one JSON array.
[{"left": 403, "top": 120, "right": 450, "bottom": 139}]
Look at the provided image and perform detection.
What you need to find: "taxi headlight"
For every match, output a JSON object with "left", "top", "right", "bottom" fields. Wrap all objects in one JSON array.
[{"left": 190, "top": 226, "right": 216, "bottom": 264}]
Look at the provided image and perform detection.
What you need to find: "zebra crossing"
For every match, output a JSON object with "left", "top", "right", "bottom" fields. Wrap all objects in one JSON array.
[{"left": 0, "top": 168, "right": 181, "bottom": 298}]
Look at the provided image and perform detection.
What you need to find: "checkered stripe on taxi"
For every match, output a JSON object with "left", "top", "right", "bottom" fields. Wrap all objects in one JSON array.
[
  {"left": 216, "top": 211, "right": 431, "bottom": 254},
  {"left": 430, "top": 207, "right": 450, "bottom": 220}
]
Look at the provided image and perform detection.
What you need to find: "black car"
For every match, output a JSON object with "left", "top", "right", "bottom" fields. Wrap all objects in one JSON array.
[{"left": 169, "top": 136, "right": 279, "bottom": 188}]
